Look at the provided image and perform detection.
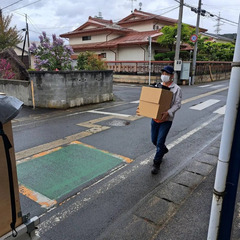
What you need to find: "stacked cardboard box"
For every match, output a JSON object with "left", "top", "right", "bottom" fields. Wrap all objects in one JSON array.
[
  {"left": 138, "top": 86, "right": 173, "bottom": 120},
  {"left": 0, "top": 121, "right": 22, "bottom": 237}
]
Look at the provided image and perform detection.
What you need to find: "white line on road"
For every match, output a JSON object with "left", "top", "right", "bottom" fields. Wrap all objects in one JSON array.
[
  {"left": 88, "top": 110, "right": 131, "bottom": 118},
  {"left": 214, "top": 105, "right": 226, "bottom": 115},
  {"left": 167, "top": 114, "right": 221, "bottom": 150},
  {"left": 190, "top": 99, "right": 220, "bottom": 110},
  {"left": 199, "top": 84, "right": 213, "bottom": 88},
  {"left": 210, "top": 84, "right": 225, "bottom": 89},
  {"left": 37, "top": 113, "right": 222, "bottom": 235},
  {"left": 130, "top": 100, "right": 140, "bottom": 104}
]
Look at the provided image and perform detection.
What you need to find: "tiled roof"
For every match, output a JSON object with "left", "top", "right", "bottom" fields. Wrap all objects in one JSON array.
[
  {"left": 71, "top": 30, "right": 162, "bottom": 51},
  {"left": 117, "top": 9, "right": 207, "bottom": 32},
  {"left": 118, "top": 9, "right": 177, "bottom": 25},
  {"left": 60, "top": 16, "right": 132, "bottom": 38}
]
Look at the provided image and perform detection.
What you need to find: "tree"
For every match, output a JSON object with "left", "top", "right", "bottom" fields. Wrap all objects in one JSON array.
[
  {"left": 157, "top": 23, "right": 194, "bottom": 51},
  {"left": 29, "top": 32, "right": 74, "bottom": 70},
  {"left": 0, "top": 14, "right": 22, "bottom": 51},
  {"left": 199, "top": 42, "right": 235, "bottom": 61},
  {"left": 76, "top": 51, "right": 106, "bottom": 71}
]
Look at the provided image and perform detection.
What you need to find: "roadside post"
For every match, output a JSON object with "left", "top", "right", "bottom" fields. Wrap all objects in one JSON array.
[{"left": 207, "top": 15, "right": 240, "bottom": 240}]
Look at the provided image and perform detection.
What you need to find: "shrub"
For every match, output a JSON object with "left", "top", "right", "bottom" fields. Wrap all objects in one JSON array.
[
  {"left": 0, "top": 59, "right": 15, "bottom": 79},
  {"left": 76, "top": 52, "right": 106, "bottom": 70},
  {"left": 154, "top": 53, "right": 167, "bottom": 61}
]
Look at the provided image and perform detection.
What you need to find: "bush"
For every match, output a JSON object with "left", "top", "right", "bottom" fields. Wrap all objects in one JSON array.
[
  {"left": 196, "top": 54, "right": 208, "bottom": 61},
  {"left": 179, "top": 51, "right": 190, "bottom": 60},
  {"left": 165, "top": 51, "right": 175, "bottom": 60},
  {"left": 154, "top": 53, "right": 166, "bottom": 61},
  {"left": 76, "top": 52, "right": 106, "bottom": 71}
]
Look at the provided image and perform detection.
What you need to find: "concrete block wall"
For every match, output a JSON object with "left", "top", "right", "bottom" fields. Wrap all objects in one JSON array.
[
  {"left": 0, "top": 79, "right": 32, "bottom": 105},
  {"left": 29, "top": 70, "right": 113, "bottom": 108}
]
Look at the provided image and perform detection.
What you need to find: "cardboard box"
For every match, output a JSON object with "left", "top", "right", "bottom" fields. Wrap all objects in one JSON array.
[
  {"left": 0, "top": 121, "right": 22, "bottom": 237},
  {"left": 138, "top": 86, "right": 173, "bottom": 120}
]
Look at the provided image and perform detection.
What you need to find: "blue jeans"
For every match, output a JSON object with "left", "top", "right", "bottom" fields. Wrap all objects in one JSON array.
[{"left": 151, "top": 120, "right": 172, "bottom": 167}]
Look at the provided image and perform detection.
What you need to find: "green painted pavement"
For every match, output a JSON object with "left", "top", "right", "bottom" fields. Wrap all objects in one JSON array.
[{"left": 17, "top": 144, "right": 124, "bottom": 200}]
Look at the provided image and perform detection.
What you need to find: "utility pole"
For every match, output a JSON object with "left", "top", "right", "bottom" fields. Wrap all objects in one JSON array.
[
  {"left": 21, "top": 14, "right": 31, "bottom": 68},
  {"left": 26, "top": 14, "right": 31, "bottom": 69},
  {"left": 148, "top": 36, "right": 152, "bottom": 85},
  {"left": 191, "top": 0, "right": 201, "bottom": 85},
  {"left": 207, "top": 15, "right": 240, "bottom": 240},
  {"left": 174, "top": 0, "right": 184, "bottom": 84}
]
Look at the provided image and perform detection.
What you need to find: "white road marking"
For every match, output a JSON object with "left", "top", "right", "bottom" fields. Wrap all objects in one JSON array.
[
  {"left": 214, "top": 105, "right": 226, "bottom": 115},
  {"left": 88, "top": 110, "right": 131, "bottom": 118},
  {"left": 190, "top": 99, "right": 220, "bottom": 110},
  {"left": 37, "top": 114, "right": 222, "bottom": 235},
  {"left": 199, "top": 84, "right": 213, "bottom": 88},
  {"left": 130, "top": 100, "right": 140, "bottom": 104},
  {"left": 167, "top": 114, "right": 221, "bottom": 150},
  {"left": 210, "top": 84, "right": 225, "bottom": 89}
]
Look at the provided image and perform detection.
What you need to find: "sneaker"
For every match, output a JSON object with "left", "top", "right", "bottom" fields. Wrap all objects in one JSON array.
[
  {"left": 151, "top": 165, "right": 160, "bottom": 175},
  {"left": 163, "top": 147, "right": 169, "bottom": 155}
]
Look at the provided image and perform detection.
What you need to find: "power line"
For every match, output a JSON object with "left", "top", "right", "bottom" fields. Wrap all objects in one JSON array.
[
  {"left": 174, "top": 0, "right": 238, "bottom": 26},
  {"left": 7, "top": 0, "right": 41, "bottom": 12},
  {"left": 2, "top": 0, "right": 24, "bottom": 10}
]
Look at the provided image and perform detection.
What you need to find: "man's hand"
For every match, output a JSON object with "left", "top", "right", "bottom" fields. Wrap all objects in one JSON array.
[
  {"left": 161, "top": 111, "right": 169, "bottom": 121},
  {"left": 136, "top": 106, "right": 140, "bottom": 116}
]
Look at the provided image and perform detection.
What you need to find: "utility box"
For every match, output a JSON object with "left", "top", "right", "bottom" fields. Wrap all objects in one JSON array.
[
  {"left": 0, "top": 121, "right": 22, "bottom": 237},
  {"left": 174, "top": 60, "right": 182, "bottom": 71},
  {"left": 138, "top": 86, "right": 173, "bottom": 120}
]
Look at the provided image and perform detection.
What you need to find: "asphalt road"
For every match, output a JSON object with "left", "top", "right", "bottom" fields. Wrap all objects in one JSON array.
[{"left": 12, "top": 80, "right": 229, "bottom": 239}]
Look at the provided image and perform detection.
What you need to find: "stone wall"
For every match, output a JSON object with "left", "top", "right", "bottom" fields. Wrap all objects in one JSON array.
[
  {"left": 0, "top": 71, "right": 113, "bottom": 108},
  {"left": 29, "top": 70, "right": 113, "bottom": 108},
  {"left": 0, "top": 79, "right": 32, "bottom": 105}
]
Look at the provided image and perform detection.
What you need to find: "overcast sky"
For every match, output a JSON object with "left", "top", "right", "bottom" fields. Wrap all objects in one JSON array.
[{"left": 2, "top": 0, "right": 240, "bottom": 42}]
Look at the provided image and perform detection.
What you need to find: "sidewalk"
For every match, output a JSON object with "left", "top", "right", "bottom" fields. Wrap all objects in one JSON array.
[{"left": 97, "top": 136, "right": 240, "bottom": 240}]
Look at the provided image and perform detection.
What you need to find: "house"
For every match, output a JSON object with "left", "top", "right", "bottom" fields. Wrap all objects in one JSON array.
[
  {"left": 60, "top": 9, "right": 208, "bottom": 61},
  {"left": 201, "top": 32, "right": 235, "bottom": 44},
  {"left": 14, "top": 42, "right": 36, "bottom": 69}
]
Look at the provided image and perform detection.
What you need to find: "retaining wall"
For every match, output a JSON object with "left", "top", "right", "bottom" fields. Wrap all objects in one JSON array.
[
  {"left": 0, "top": 79, "right": 32, "bottom": 105},
  {"left": 0, "top": 70, "right": 113, "bottom": 109}
]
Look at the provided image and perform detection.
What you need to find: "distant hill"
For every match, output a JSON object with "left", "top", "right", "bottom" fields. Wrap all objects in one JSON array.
[{"left": 220, "top": 33, "right": 237, "bottom": 40}]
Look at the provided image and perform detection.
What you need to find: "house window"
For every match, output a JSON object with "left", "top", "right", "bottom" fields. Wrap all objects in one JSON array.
[
  {"left": 82, "top": 36, "right": 91, "bottom": 41},
  {"left": 98, "top": 53, "right": 106, "bottom": 58},
  {"left": 153, "top": 25, "right": 160, "bottom": 30}
]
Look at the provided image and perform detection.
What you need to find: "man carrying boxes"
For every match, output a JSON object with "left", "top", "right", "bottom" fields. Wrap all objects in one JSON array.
[{"left": 137, "top": 66, "right": 182, "bottom": 174}]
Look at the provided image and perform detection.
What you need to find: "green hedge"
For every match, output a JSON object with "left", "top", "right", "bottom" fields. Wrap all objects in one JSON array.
[{"left": 154, "top": 51, "right": 190, "bottom": 61}]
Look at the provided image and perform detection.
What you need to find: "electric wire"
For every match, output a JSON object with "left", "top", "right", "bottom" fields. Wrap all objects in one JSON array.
[
  {"left": 7, "top": 0, "right": 41, "bottom": 12},
  {"left": 1, "top": 0, "right": 24, "bottom": 10}
]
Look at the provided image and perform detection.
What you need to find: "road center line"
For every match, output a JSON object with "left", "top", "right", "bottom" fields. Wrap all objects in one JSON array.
[{"left": 182, "top": 87, "right": 228, "bottom": 104}]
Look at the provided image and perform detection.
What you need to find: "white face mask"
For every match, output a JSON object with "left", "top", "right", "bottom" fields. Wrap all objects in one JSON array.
[{"left": 161, "top": 75, "right": 170, "bottom": 82}]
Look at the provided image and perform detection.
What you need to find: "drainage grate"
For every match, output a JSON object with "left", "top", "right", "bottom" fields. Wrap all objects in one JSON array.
[{"left": 106, "top": 120, "right": 130, "bottom": 127}]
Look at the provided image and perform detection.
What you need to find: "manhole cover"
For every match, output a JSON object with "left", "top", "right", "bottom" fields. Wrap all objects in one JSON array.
[{"left": 107, "top": 120, "right": 130, "bottom": 127}]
